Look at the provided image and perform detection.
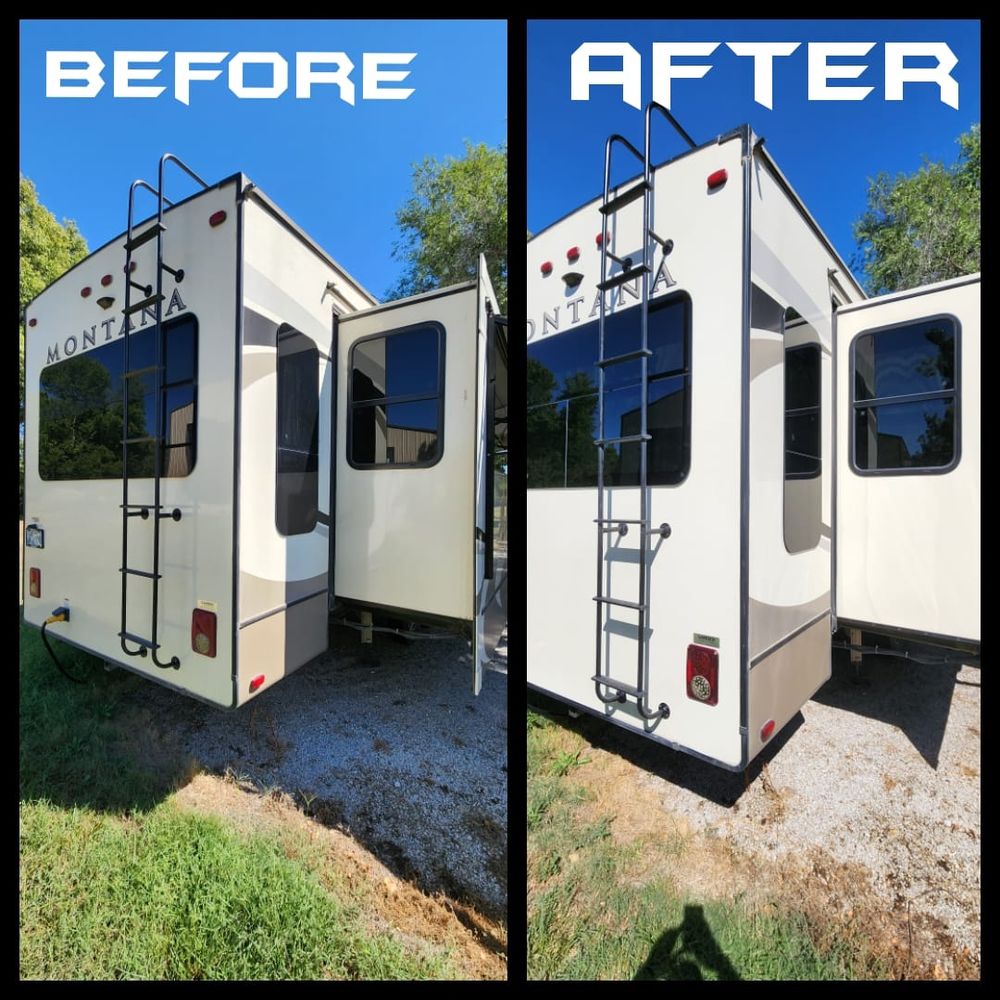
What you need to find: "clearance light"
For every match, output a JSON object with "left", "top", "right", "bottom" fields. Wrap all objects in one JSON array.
[
  {"left": 101, "top": 274, "right": 113, "bottom": 287},
  {"left": 29, "top": 568, "right": 41, "bottom": 599},
  {"left": 28, "top": 318, "right": 37, "bottom": 328},
  {"left": 686, "top": 644, "right": 719, "bottom": 706},
  {"left": 596, "top": 232, "right": 604, "bottom": 246},
  {"left": 540, "top": 261, "right": 553, "bottom": 275},
  {"left": 567, "top": 246, "right": 580, "bottom": 262},
  {"left": 191, "top": 608, "right": 217, "bottom": 657},
  {"left": 81, "top": 286, "right": 91, "bottom": 298},
  {"left": 209, "top": 210, "right": 227, "bottom": 227},
  {"left": 760, "top": 719, "right": 776, "bottom": 742},
  {"left": 707, "top": 169, "right": 728, "bottom": 190},
  {"left": 249, "top": 674, "right": 266, "bottom": 693}
]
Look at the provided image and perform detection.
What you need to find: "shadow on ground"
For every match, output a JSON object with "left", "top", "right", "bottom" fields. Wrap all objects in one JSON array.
[{"left": 634, "top": 904, "right": 742, "bottom": 981}]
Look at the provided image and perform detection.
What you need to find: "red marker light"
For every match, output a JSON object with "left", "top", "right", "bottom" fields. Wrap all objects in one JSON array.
[
  {"left": 81, "top": 286, "right": 91, "bottom": 298},
  {"left": 28, "top": 318, "right": 37, "bottom": 328},
  {"left": 249, "top": 674, "right": 266, "bottom": 693},
  {"left": 540, "top": 261, "right": 553, "bottom": 275},
  {"left": 761, "top": 719, "right": 776, "bottom": 742},
  {"left": 707, "top": 169, "right": 728, "bottom": 190},
  {"left": 101, "top": 274, "right": 113, "bottom": 287},
  {"left": 209, "top": 210, "right": 227, "bottom": 227},
  {"left": 29, "top": 568, "right": 41, "bottom": 599},
  {"left": 595, "top": 232, "right": 604, "bottom": 246},
  {"left": 567, "top": 246, "right": 580, "bottom": 262}
]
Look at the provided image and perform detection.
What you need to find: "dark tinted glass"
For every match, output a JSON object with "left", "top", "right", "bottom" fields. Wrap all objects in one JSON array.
[
  {"left": 785, "top": 343, "right": 821, "bottom": 411},
  {"left": 854, "top": 320, "right": 955, "bottom": 400},
  {"left": 351, "top": 326, "right": 439, "bottom": 400},
  {"left": 276, "top": 328, "right": 319, "bottom": 536},
  {"left": 39, "top": 317, "right": 196, "bottom": 481},
  {"left": 855, "top": 399, "right": 954, "bottom": 470},
  {"left": 785, "top": 412, "right": 821, "bottom": 476},
  {"left": 526, "top": 295, "right": 691, "bottom": 489}
]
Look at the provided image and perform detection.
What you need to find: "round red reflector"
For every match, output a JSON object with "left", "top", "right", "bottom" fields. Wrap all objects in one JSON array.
[
  {"left": 28, "top": 318, "right": 37, "bottom": 327},
  {"left": 101, "top": 274, "right": 113, "bottom": 287},
  {"left": 761, "top": 719, "right": 776, "bottom": 742},
  {"left": 595, "top": 232, "right": 604, "bottom": 246},
  {"left": 707, "top": 169, "right": 728, "bottom": 190},
  {"left": 567, "top": 246, "right": 580, "bottom": 262},
  {"left": 81, "top": 286, "right": 91, "bottom": 298},
  {"left": 209, "top": 210, "right": 227, "bottom": 227},
  {"left": 249, "top": 674, "right": 266, "bottom": 693},
  {"left": 540, "top": 261, "right": 553, "bottom": 275}
]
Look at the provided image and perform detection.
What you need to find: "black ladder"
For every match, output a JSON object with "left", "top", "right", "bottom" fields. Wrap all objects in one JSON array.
[
  {"left": 119, "top": 154, "right": 207, "bottom": 668},
  {"left": 591, "top": 103, "right": 694, "bottom": 720}
]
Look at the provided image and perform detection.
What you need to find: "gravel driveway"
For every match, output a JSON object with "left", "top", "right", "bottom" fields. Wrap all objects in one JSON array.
[
  {"left": 532, "top": 644, "right": 980, "bottom": 977},
  {"left": 137, "top": 624, "right": 508, "bottom": 920}
]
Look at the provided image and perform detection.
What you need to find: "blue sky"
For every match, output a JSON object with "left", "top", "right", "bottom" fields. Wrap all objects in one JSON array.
[
  {"left": 528, "top": 19, "right": 979, "bottom": 284},
  {"left": 20, "top": 19, "right": 507, "bottom": 298}
]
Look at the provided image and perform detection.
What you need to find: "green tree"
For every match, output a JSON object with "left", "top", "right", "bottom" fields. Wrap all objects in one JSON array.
[
  {"left": 387, "top": 141, "right": 507, "bottom": 311},
  {"left": 20, "top": 176, "right": 89, "bottom": 512},
  {"left": 853, "top": 124, "right": 980, "bottom": 294}
]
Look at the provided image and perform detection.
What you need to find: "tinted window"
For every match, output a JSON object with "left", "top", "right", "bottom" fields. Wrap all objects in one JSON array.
[
  {"left": 527, "top": 293, "right": 691, "bottom": 488},
  {"left": 349, "top": 324, "right": 443, "bottom": 468},
  {"left": 853, "top": 317, "right": 958, "bottom": 472},
  {"left": 275, "top": 325, "right": 319, "bottom": 536},
  {"left": 784, "top": 341, "right": 821, "bottom": 480},
  {"left": 39, "top": 315, "right": 197, "bottom": 481}
]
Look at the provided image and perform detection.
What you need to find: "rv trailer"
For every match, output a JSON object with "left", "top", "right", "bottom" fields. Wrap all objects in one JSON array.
[
  {"left": 23, "top": 154, "right": 508, "bottom": 708},
  {"left": 526, "top": 106, "right": 979, "bottom": 770}
]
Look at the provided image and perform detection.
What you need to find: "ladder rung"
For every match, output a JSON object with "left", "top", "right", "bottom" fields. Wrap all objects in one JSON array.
[
  {"left": 600, "top": 180, "right": 650, "bottom": 215},
  {"left": 594, "top": 519, "right": 649, "bottom": 525},
  {"left": 593, "top": 596, "right": 647, "bottom": 611},
  {"left": 119, "top": 631, "right": 159, "bottom": 650},
  {"left": 597, "top": 348, "right": 653, "bottom": 368},
  {"left": 125, "top": 223, "right": 165, "bottom": 251},
  {"left": 120, "top": 504, "right": 166, "bottom": 510},
  {"left": 597, "top": 264, "right": 651, "bottom": 292},
  {"left": 124, "top": 365, "right": 163, "bottom": 378},
  {"left": 124, "top": 294, "right": 165, "bottom": 316},
  {"left": 591, "top": 675, "right": 644, "bottom": 699},
  {"left": 120, "top": 568, "right": 161, "bottom": 579},
  {"left": 596, "top": 434, "right": 651, "bottom": 447},
  {"left": 122, "top": 436, "right": 160, "bottom": 445}
]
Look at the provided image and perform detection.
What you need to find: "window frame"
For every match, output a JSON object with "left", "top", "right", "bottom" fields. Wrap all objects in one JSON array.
[
  {"left": 525, "top": 289, "right": 693, "bottom": 490},
  {"left": 346, "top": 321, "right": 446, "bottom": 471},
  {"left": 38, "top": 312, "right": 199, "bottom": 482},
  {"left": 275, "top": 323, "right": 320, "bottom": 537},
  {"left": 849, "top": 313, "right": 961, "bottom": 477}
]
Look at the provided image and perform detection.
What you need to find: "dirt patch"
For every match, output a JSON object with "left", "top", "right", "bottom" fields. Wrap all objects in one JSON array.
[{"left": 174, "top": 773, "right": 505, "bottom": 980}]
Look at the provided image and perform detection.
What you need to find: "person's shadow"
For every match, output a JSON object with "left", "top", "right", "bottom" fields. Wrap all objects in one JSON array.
[{"left": 634, "top": 904, "right": 742, "bottom": 980}]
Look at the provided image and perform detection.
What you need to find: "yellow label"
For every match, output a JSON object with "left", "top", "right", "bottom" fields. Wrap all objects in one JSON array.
[{"left": 197, "top": 600, "right": 218, "bottom": 613}]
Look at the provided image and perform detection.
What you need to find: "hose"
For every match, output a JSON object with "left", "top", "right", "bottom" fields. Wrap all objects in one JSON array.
[
  {"left": 40, "top": 608, "right": 87, "bottom": 684},
  {"left": 333, "top": 618, "right": 461, "bottom": 641},
  {"left": 832, "top": 641, "right": 980, "bottom": 668}
]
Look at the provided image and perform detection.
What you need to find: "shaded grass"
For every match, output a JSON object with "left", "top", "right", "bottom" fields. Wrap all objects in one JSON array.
[
  {"left": 526, "top": 708, "right": 886, "bottom": 981},
  {"left": 19, "top": 621, "right": 456, "bottom": 979}
]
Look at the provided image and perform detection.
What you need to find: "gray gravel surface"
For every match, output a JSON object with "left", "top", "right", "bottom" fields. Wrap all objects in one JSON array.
[
  {"left": 535, "top": 645, "right": 980, "bottom": 974},
  {"left": 139, "top": 624, "right": 508, "bottom": 919}
]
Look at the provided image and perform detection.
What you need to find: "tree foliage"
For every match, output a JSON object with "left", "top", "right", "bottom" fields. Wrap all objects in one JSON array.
[
  {"left": 387, "top": 141, "right": 507, "bottom": 311},
  {"left": 853, "top": 125, "right": 980, "bottom": 294},
  {"left": 19, "top": 175, "right": 89, "bottom": 512}
]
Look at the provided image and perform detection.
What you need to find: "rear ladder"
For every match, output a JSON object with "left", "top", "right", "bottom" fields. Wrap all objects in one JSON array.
[
  {"left": 118, "top": 154, "right": 208, "bottom": 668},
  {"left": 591, "top": 103, "right": 695, "bottom": 720}
]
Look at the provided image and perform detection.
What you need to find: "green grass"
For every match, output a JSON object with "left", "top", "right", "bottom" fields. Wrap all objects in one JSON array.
[
  {"left": 19, "top": 621, "right": 455, "bottom": 980},
  {"left": 527, "top": 709, "right": 886, "bottom": 981}
]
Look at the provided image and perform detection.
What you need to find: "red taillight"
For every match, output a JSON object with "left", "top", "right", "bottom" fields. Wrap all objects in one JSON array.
[
  {"left": 686, "top": 644, "right": 719, "bottom": 706},
  {"left": 595, "top": 232, "right": 604, "bottom": 246},
  {"left": 567, "top": 246, "right": 580, "bottom": 262},
  {"left": 249, "top": 674, "right": 266, "bottom": 693},
  {"left": 707, "top": 168, "right": 728, "bottom": 190},
  {"left": 761, "top": 719, "right": 776, "bottom": 742},
  {"left": 101, "top": 274, "right": 113, "bottom": 287},
  {"left": 81, "top": 286, "right": 91, "bottom": 298},
  {"left": 540, "top": 261, "right": 553, "bottom": 275},
  {"left": 191, "top": 608, "right": 217, "bottom": 657},
  {"left": 209, "top": 210, "right": 227, "bottom": 227},
  {"left": 29, "top": 568, "right": 41, "bottom": 599}
]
